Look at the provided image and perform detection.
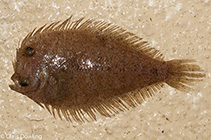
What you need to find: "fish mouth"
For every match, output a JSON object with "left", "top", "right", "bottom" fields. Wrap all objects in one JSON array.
[
  {"left": 9, "top": 73, "right": 21, "bottom": 91},
  {"left": 9, "top": 70, "right": 48, "bottom": 93}
]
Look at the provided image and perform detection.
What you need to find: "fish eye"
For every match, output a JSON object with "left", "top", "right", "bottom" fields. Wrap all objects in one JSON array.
[
  {"left": 24, "top": 47, "right": 35, "bottom": 56},
  {"left": 19, "top": 76, "right": 29, "bottom": 87}
]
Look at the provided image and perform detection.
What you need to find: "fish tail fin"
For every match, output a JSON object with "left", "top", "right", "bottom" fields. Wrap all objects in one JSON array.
[{"left": 165, "top": 59, "right": 205, "bottom": 92}]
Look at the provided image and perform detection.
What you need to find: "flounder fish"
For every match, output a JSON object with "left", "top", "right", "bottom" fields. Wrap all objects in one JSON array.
[{"left": 10, "top": 16, "right": 205, "bottom": 123}]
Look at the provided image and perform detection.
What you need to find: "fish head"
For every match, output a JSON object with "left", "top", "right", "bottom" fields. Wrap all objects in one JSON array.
[{"left": 9, "top": 34, "right": 49, "bottom": 99}]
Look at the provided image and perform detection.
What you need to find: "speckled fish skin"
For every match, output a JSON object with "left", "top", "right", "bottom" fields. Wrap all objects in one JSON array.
[
  {"left": 10, "top": 17, "right": 205, "bottom": 122},
  {"left": 12, "top": 29, "right": 166, "bottom": 106}
]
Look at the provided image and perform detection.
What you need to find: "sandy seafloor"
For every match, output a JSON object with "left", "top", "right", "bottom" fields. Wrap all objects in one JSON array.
[{"left": 0, "top": 0, "right": 211, "bottom": 140}]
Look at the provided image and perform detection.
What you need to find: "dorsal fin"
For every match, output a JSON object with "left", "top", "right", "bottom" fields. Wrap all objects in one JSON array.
[{"left": 23, "top": 16, "right": 164, "bottom": 61}]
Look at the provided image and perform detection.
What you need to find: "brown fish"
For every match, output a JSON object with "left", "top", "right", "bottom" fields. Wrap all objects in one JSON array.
[{"left": 9, "top": 16, "right": 205, "bottom": 123}]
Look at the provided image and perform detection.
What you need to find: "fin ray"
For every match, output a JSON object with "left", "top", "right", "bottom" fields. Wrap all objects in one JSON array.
[
  {"left": 166, "top": 59, "right": 205, "bottom": 92},
  {"left": 26, "top": 16, "right": 164, "bottom": 61}
]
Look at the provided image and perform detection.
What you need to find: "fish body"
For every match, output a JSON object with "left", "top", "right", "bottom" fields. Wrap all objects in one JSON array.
[{"left": 10, "top": 16, "right": 205, "bottom": 122}]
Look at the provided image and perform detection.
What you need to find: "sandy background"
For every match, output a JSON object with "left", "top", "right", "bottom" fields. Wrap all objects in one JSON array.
[{"left": 0, "top": 0, "right": 211, "bottom": 140}]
